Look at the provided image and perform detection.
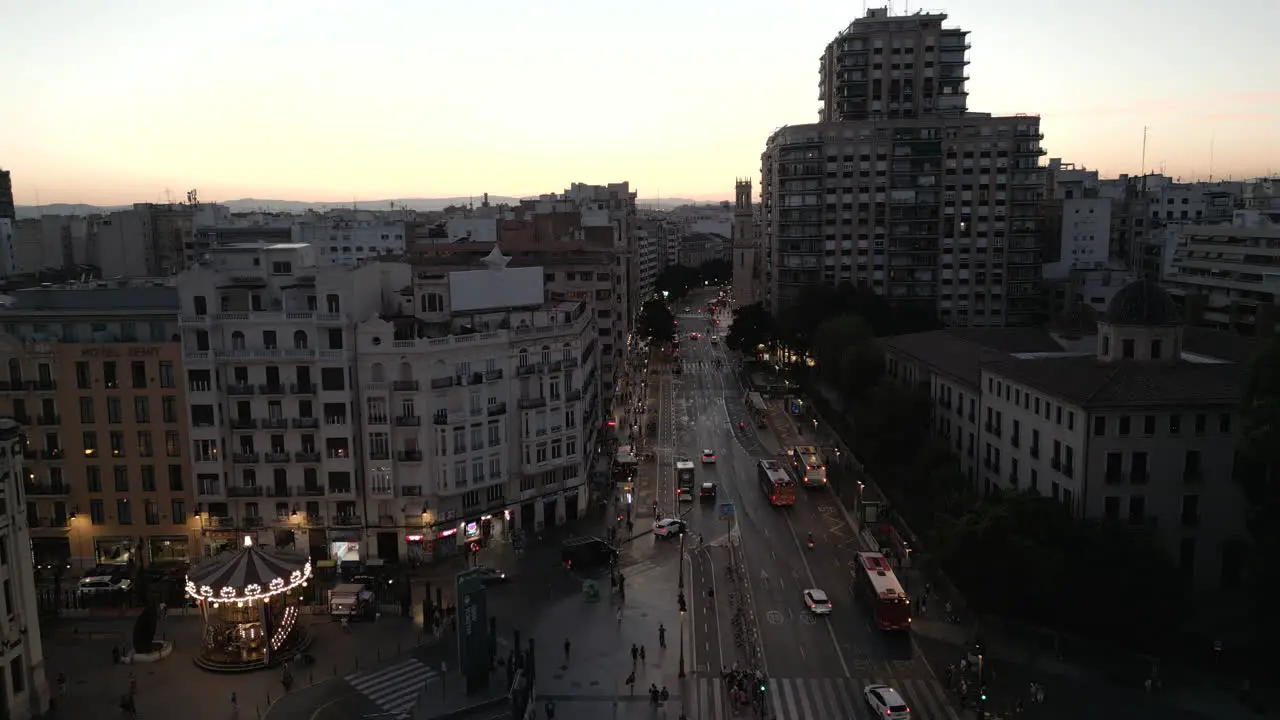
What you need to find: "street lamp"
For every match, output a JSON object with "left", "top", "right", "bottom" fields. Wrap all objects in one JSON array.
[{"left": 677, "top": 531, "right": 687, "bottom": 679}]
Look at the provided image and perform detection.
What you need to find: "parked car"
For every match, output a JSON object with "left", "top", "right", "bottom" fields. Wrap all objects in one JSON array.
[
  {"left": 78, "top": 575, "right": 133, "bottom": 596},
  {"left": 652, "top": 518, "right": 687, "bottom": 538}
]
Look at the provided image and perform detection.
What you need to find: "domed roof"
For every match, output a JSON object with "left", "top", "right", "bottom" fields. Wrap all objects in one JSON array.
[{"left": 1105, "top": 279, "right": 1180, "bottom": 326}]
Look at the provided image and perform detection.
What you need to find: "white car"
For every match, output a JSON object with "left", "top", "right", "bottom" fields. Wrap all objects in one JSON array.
[
  {"left": 803, "top": 588, "right": 832, "bottom": 615},
  {"left": 701, "top": 449, "right": 716, "bottom": 464},
  {"left": 78, "top": 575, "right": 133, "bottom": 596},
  {"left": 863, "top": 684, "right": 911, "bottom": 719},
  {"left": 709, "top": 335, "right": 719, "bottom": 344},
  {"left": 652, "top": 518, "right": 687, "bottom": 538}
]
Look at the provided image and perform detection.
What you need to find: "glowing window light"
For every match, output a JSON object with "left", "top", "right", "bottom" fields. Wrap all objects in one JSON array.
[{"left": 185, "top": 560, "right": 313, "bottom": 604}]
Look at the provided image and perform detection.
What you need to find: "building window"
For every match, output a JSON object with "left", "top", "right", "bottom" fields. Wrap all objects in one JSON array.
[
  {"left": 89, "top": 499, "right": 105, "bottom": 525},
  {"left": 1121, "top": 338, "right": 1134, "bottom": 359},
  {"left": 168, "top": 464, "right": 184, "bottom": 491},
  {"left": 134, "top": 397, "right": 150, "bottom": 424},
  {"left": 106, "top": 397, "right": 122, "bottom": 424},
  {"left": 117, "top": 499, "right": 133, "bottom": 525},
  {"left": 131, "top": 361, "right": 148, "bottom": 389},
  {"left": 104, "top": 361, "right": 119, "bottom": 389},
  {"left": 9, "top": 657, "right": 24, "bottom": 694},
  {"left": 75, "top": 362, "right": 91, "bottom": 389},
  {"left": 158, "top": 361, "right": 175, "bottom": 388},
  {"left": 162, "top": 396, "right": 177, "bottom": 423}
]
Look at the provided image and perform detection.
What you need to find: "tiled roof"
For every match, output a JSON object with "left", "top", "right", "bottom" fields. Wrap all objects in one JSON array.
[
  {"left": 1182, "top": 327, "right": 1261, "bottom": 364},
  {"left": 880, "top": 330, "right": 1023, "bottom": 387},
  {"left": 985, "top": 356, "right": 1243, "bottom": 408},
  {"left": 940, "top": 327, "right": 1066, "bottom": 354}
]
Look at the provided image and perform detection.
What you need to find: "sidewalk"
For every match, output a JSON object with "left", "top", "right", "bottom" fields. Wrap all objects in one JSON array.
[{"left": 45, "top": 613, "right": 424, "bottom": 720}]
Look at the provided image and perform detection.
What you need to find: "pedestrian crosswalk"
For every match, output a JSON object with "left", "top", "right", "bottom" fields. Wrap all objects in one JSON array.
[
  {"left": 692, "top": 675, "right": 958, "bottom": 720},
  {"left": 344, "top": 658, "right": 439, "bottom": 718}
]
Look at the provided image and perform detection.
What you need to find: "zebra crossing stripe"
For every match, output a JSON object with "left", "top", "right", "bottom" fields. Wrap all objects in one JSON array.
[
  {"left": 344, "top": 658, "right": 439, "bottom": 717},
  {"left": 742, "top": 676, "right": 956, "bottom": 720}
]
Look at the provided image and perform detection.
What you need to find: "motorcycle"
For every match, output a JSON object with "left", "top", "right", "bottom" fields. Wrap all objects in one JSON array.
[{"left": 806, "top": 535, "right": 815, "bottom": 550}]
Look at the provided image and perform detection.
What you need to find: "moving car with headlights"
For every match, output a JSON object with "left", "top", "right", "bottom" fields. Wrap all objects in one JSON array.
[
  {"left": 652, "top": 518, "right": 687, "bottom": 538},
  {"left": 803, "top": 588, "right": 832, "bottom": 615},
  {"left": 472, "top": 566, "right": 508, "bottom": 584},
  {"left": 863, "top": 684, "right": 911, "bottom": 719},
  {"left": 699, "top": 482, "right": 718, "bottom": 502},
  {"left": 701, "top": 449, "right": 716, "bottom": 464}
]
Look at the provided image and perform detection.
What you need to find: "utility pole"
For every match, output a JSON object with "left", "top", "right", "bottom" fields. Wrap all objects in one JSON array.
[{"left": 677, "top": 531, "right": 687, "bottom": 679}]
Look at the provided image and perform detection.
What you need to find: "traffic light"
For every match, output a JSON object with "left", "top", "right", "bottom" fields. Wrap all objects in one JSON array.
[{"left": 980, "top": 686, "right": 987, "bottom": 702}]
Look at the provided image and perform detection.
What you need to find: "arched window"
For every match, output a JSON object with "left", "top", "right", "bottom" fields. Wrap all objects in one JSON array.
[
  {"left": 561, "top": 342, "right": 572, "bottom": 361},
  {"left": 326, "top": 294, "right": 341, "bottom": 313},
  {"left": 541, "top": 345, "right": 551, "bottom": 365},
  {"left": 231, "top": 331, "right": 246, "bottom": 350},
  {"left": 293, "top": 330, "right": 308, "bottom": 350},
  {"left": 371, "top": 363, "right": 385, "bottom": 382},
  {"left": 398, "top": 362, "right": 413, "bottom": 382},
  {"left": 6, "top": 358, "right": 21, "bottom": 385},
  {"left": 517, "top": 349, "right": 529, "bottom": 367}
]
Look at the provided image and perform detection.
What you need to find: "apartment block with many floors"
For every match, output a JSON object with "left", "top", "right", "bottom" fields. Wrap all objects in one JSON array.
[
  {"left": 0, "top": 283, "right": 195, "bottom": 572},
  {"left": 763, "top": 8, "right": 1047, "bottom": 325},
  {"left": 176, "top": 243, "right": 407, "bottom": 558},
  {"left": 0, "top": 418, "right": 52, "bottom": 720},
  {"left": 355, "top": 247, "right": 599, "bottom": 564}
]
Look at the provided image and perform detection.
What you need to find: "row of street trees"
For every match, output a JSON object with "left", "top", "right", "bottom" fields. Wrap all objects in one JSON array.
[
  {"left": 725, "top": 284, "right": 1190, "bottom": 648},
  {"left": 654, "top": 259, "right": 730, "bottom": 301}
]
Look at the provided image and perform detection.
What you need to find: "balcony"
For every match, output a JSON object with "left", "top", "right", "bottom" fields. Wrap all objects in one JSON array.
[
  {"left": 294, "top": 450, "right": 321, "bottom": 463},
  {"left": 26, "top": 483, "right": 70, "bottom": 496},
  {"left": 563, "top": 357, "right": 580, "bottom": 370},
  {"left": 292, "top": 417, "right": 319, "bottom": 429},
  {"left": 203, "top": 516, "right": 235, "bottom": 529},
  {"left": 297, "top": 486, "right": 326, "bottom": 497},
  {"left": 226, "top": 384, "right": 255, "bottom": 396},
  {"left": 265, "top": 451, "right": 291, "bottom": 463},
  {"left": 367, "top": 415, "right": 388, "bottom": 425},
  {"left": 197, "top": 483, "right": 222, "bottom": 496},
  {"left": 369, "top": 450, "right": 391, "bottom": 461},
  {"left": 40, "top": 449, "right": 64, "bottom": 460},
  {"left": 37, "top": 415, "right": 61, "bottom": 426},
  {"left": 291, "top": 383, "right": 317, "bottom": 395},
  {"left": 232, "top": 452, "right": 260, "bottom": 464},
  {"left": 243, "top": 516, "right": 264, "bottom": 528},
  {"left": 34, "top": 380, "right": 57, "bottom": 392},
  {"left": 433, "top": 411, "right": 451, "bottom": 426},
  {"left": 228, "top": 486, "right": 264, "bottom": 497},
  {"left": 231, "top": 417, "right": 257, "bottom": 430},
  {"left": 517, "top": 365, "right": 535, "bottom": 377},
  {"left": 392, "top": 380, "right": 420, "bottom": 392},
  {"left": 395, "top": 415, "right": 422, "bottom": 427},
  {"left": 328, "top": 486, "right": 355, "bottom": 496},
  {"left": 397, "top": 450, "right": 423, "bottom": 462},
  {"left": 518, "top": 397, "right": 547, "bottom": 410},
  {"left": 484, "top": 369, "right": 504, "bottom": 383},
  {"left": 332, "top": 515, "right": 361, "bottom": 527},
  {"left": 430, "top": 376, "right": 454, "bottom": 390},
  {"left": 400, "top": 486, "right": 423, "bottom": 497},
  {"left": 260, "top": 418, "right": 289, "bottom": 430},
  {"left": 259, "top": 383, "right": 287, "bottom": 396},
  {"left": 567, "top": 389, "right": 582, "bottom": 402},
  {"left": 487, "top": 402, "right": 508, "bottom": 417},
  {"left": 267, "top": 486, "right": 292, "bottom": 498}
]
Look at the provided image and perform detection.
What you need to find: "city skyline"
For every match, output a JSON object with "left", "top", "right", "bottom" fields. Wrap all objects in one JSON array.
[{"left": 2, "top": 0, "right": 1275, "bottom": 206}]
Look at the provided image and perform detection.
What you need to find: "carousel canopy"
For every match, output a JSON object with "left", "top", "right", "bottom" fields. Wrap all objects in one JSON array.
[{"left": 185, "top": 541, "right": 312, "bottom": 603}]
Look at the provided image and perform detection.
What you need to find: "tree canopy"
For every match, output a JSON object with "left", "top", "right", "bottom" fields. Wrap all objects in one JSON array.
[
  {"left": 812, "top": 315, "right": 882, "bottom": 404},
  {"left": 654, "top": 259, "right": 731, "bottom": 300},
  {"left": 725, "top": 301, "right": 775, "bottom": 354},
  {"left": 637, "top": 299, "right": 676, "bottom": 345},
  {"left": 778, "top": 283, "right": 942, "bottom": 353}
]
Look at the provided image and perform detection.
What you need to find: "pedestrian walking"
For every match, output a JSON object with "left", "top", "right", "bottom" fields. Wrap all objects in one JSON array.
[
  {"left": 230, "top": 691, "right": 238, "bottom": 711},
  {"left": 1035, "top": 685, "right": 1045, "bottom": 704},
  {"left": 640, "top": 645, "right": 646, "bottom": 662},
  {"left": 616, "top": 607, "right": 623, "bottom": 623},
  {"left": 563, "top": 638, "right": 571, "bottom": 664},
  {"left": 631, "top": 644, "right": 639, "bottom": 665},
  {"left": 658, "top": 624, "right": 667, "bottom": 648}
]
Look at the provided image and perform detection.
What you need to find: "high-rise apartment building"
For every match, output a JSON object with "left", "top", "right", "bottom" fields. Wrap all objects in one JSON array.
[
  {"left": 0, "top": 284, "right": 194, "bottom": 571},
  {"left": 0, "top": 418, "right": 52, "bottom": 720},
  {"left": 762, "top": 8, "right": 1047, "bottom": 325}
]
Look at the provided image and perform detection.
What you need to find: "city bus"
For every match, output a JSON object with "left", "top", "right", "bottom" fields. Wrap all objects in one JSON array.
[
  {"left": 744, "top": 392, "right": 768, "bottom": 428},
  {"left": 756, "top": 459, "right": 796, "bottom": 507},
  {"left": 853, "top": 551, "right": 912, "bottom": 630},
  {"left": 675, "top": 460, "right": 696, "bottom": 502},
  {"left": 787, "top": 445, "right": 827, "bottom": 489}
]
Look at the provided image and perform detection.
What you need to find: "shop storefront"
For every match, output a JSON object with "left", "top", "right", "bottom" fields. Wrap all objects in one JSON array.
[
  {"left": 94, "top": 536, "right": 137, "bottom": 566},
  {"left": 147, "top": 535, "right": 192, "bottom": 564}
]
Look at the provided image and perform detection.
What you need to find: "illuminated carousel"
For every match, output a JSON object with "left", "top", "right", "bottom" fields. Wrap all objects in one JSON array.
[{"left": 185, "top": 536, "right": 313, "bottom": 672}]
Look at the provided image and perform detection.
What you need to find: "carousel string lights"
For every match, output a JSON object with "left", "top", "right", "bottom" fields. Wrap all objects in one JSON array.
[{"left": 185, "top": 561, "right": 312, "bottom": 606}]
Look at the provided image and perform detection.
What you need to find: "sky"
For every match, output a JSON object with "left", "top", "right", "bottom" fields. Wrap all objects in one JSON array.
[{"left": 1, "top": 0, "right": 1276, "bottom": 206}]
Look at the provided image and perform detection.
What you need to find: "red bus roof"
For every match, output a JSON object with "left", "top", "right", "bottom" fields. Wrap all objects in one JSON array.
[{"left": 856, "top": 551, "right": 907, "bottom": 601}]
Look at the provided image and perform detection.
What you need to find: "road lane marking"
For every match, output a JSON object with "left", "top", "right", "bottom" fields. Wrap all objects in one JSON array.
[{"left": 781, "top": 512, "right": 853, "bottom": 678}]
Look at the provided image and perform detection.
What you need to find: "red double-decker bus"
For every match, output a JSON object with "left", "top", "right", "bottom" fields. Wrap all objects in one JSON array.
[
  {"left": 853, "top": 551, "right": 912, "bottom": 630},
  {"left": 757, "top": 459, "right": 796, "bottom": 507}
]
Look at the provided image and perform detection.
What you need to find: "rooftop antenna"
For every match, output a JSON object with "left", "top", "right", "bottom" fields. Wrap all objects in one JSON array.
[
  {"left": 1208, "top": 134, "right": 1215, "bottom": 182},
  {"left": 1139, "top": 126, "right": 1149, "bottom": 193}
]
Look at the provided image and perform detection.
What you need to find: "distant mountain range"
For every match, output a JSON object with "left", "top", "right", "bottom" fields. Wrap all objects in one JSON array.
[{"left": 12, "top": 196, "right": 703, "bottom": 220}]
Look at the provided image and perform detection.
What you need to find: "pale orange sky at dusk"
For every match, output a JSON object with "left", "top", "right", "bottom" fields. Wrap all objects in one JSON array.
[{"left": 1, "top": 0, "right": 1275, "bottom": 206}]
